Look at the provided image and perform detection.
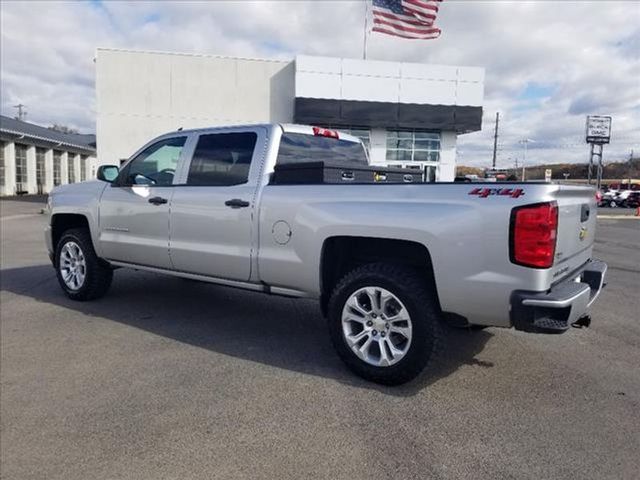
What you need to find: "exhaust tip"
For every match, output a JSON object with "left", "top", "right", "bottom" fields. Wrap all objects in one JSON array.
[{"left": 572, "top": 315, "right": 592, "bottom": 329}]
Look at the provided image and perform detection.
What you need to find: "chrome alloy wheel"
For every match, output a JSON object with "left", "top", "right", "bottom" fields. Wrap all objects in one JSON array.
[
  {"left": 59, "top": 241, "right": 86, "bottom": 290},
  {"left": 341, "top": 287, "right": 413, "bottom": 367}
]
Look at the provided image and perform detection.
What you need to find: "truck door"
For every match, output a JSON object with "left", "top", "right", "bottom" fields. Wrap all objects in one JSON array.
[
  {"left": 98, "top": 135, "right": 189, "bottom": 269},
  {"left": 168, "top": 128, "right": 264, "bottom": 281}
]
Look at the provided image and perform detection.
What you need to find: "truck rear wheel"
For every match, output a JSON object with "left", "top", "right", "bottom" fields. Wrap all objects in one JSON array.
[
  {"left": 327, "top": 263, "right": 441, "bottom": 385},
  {"left": 54, "top": 228, "right": 113, "bottom": 301}
]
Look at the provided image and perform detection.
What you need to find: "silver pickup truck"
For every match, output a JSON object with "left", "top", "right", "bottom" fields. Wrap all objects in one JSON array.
[{"left": 45, "top": 124, "right": 607, "bottom": 385}]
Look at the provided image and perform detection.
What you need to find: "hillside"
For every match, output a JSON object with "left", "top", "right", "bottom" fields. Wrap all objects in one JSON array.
[{"left": 457, "top": 158, "right": 640, "bottom": 181}]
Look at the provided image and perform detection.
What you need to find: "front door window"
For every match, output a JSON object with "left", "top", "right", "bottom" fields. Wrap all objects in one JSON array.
[{"left": 118, "top": 137, "right": 187, "bottom": 186}]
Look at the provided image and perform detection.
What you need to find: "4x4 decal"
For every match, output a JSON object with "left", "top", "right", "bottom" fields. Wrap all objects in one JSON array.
[{"left": 468, "top": 187, "right": 525, "bottom": 198}]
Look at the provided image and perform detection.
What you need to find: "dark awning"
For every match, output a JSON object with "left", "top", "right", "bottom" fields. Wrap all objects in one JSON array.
[{"left": 294, "top": 98, "right": 482, "bottom": 133}]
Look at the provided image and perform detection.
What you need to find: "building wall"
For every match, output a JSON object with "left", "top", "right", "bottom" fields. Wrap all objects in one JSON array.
[
  {"left": 96, "top": 49, "right": 485, "bottom": 182},
  {"left": 0, "top": 138, "right": 96, "bottom": 196},
  {"left": 295, "top": 55, "right": 484, "bottom": 115},
  {"left": 294, "top": 55, "right": 483, "bottom": 182},
  {"left": 439, "top": 132, "right": 458, "bottom": 182},
  {"left": 96, "top": 48, "right": 295, "bottom": 165}
]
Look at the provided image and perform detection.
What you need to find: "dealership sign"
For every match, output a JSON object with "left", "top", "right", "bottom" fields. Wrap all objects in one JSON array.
[{"left": 585, "top": 115, "right": 612, "bottom": 144}]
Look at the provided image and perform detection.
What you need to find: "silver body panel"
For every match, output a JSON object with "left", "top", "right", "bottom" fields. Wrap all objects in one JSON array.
[{"left": 46, "top": 124, "right": 600, "bottom": 329}]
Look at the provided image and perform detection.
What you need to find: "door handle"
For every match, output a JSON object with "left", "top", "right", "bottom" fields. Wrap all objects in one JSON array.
[
  {"left": 225, "top": 198, "right": 250, "bottom": 208},
  {"left": 148, "top": 196, "right": 168, "bottom": 205}
]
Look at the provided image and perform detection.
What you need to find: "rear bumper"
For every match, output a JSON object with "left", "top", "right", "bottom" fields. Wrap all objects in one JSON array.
[{"left": 510, "top": 259, "right": 607, "bottom": 334}]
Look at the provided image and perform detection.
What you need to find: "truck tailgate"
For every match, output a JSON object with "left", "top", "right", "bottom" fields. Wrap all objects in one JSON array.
[{"left": 550, "top": 185, "right": 598, "bottom": 280}]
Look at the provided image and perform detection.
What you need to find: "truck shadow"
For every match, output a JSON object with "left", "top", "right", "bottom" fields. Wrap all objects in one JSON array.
[{"left": 1, "top": 264, "right": 494, "bottom": 397}]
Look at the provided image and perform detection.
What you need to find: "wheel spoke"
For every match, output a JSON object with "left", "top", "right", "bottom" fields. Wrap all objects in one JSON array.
[
  {"left": 346, "top": 296, "right": 369, "bottom": 317},
  {"left": 385, "top": 338, "right": 405, "bottom": 357},
  {"left": 62, "top": 270, "right": 73, "bottom": 282},
  {"left": 344, "top": 314, "right": 366, "bottom": 325},
  {"left": 364, "top": 288, "right": 379, "bottom": 312},
  {"left": 357, "top": 335, "right": 374, "bottom": 355},
  {"left": 379, "top": 290, "right": 394, "bottom": 312},
  {"left": 386, "top": 305, "right": 409, "bottom": 322},
  {"left": 378, "top": 338, "right": 391, "bottom": 366},
  {"left": 346, "top": 329, "right": 369, "bottom": 347},
  {"left": 390, "top": 325, "right": 412, "bottom": 341}
]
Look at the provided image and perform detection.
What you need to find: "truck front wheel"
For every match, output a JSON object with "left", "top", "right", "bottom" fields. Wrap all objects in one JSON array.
[
  {"left": 327, "top": 263, "right": 441, "bottom": 385},
  {"left": 54, "top": 228, "right": 113, "bottom": 301}
]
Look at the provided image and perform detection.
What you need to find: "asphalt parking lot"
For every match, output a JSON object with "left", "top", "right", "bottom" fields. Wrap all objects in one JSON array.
[{"left": 1, "top": 198, "right": 639, "bottom": 480}]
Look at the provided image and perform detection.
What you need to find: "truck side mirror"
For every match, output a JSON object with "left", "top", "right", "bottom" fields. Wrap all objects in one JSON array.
[{"left": 97, "top": 165, "right": 120, "bottom": 183}]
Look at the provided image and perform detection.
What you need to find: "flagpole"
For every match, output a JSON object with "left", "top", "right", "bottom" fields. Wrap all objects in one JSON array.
[{"left": 362, "top": 0, "right": 369, "bottom": 60}]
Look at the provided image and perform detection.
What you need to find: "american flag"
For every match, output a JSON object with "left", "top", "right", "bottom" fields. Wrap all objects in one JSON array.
[{"left": 372, "top": 0, "right": 443, "bottom": 40}]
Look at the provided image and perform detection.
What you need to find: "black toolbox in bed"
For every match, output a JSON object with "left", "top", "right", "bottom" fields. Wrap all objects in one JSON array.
[{"left": 271, "top": 161, "right": 423, "bottom": 185}]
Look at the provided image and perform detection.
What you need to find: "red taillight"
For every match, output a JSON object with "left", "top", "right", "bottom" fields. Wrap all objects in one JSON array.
[
  {"left": 312, "top": 127, "right": 339, "bottom": 139},
  {"left": 510, "top": 202, "right": 558, "bottom": 269}
]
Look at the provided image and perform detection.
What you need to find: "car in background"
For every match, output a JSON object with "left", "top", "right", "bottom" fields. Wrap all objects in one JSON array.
[
  {"left": 615, "top": 183, "right": 640, "bottom": 204},
  {"left": 599, "top": 182, "right": 640, "bottom": 207},
  {"left": 619, "top": 191, "right": 640, "bottom": 208},
  {"left": 599, "top": 191, "right": 619, "bottom": 208}
]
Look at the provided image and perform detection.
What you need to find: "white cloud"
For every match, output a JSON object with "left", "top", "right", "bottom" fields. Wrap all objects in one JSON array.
[{"left": 1, "top": 0, "right": 638, "bottom": 166}]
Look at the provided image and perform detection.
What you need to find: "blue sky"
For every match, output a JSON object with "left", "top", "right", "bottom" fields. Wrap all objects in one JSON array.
[{"left": 1, "top": 0, "right": 638, "bottom": 166}]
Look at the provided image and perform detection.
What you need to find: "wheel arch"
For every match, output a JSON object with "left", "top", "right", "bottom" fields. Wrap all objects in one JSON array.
[
  {"left": 51, "top": 213, "right": 92, "bottom": 255},
  {"left": 319, "top": 236, "right": 440, "bottom": 317}
]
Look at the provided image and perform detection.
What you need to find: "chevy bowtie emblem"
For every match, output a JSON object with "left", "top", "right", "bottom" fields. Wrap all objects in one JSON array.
[{"left": 579, "top": 227, "right": 587, "bottom": 241}]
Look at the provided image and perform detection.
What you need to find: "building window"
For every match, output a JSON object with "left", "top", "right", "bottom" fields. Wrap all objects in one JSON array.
[
  {"left": 36, "top": 148, "right": 46, "bottom": 193},
  {"left": 67, "top": 153, "right": 76, "bottom": 183},
  {"left": 80, "top": 155, "right": 87, "bottom": 181},
  {"left": 53, "top": 151, "right": 62, "bottom": 186},
  {"left": 15, "top": 144, "right": 28, "bottom": 192},
  {"left": 0, "top": 141, "right": 5, "bottom": 187},
  {"left": 386, "top": 130, "right": 440, "bottom": 162}
]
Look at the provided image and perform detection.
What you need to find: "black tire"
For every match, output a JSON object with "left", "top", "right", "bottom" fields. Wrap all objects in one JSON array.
[
  {"left": 327, "top": 263, "right": 441, "bottom": 385},
  {"left": 54, "top": 228, "right": 113, "bottom": 301}
]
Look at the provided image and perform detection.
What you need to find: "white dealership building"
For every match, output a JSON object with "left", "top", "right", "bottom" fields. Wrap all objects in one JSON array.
[{"left": 96, "top": 48, "right": 484, "bottom": 182}]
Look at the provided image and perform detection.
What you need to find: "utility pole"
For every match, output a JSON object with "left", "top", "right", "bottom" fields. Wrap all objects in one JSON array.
[
  {"left": 519, "top": 139, "right": 535, "bottom": 181},
  {"left": 492, "top": 112, "right": 499, "bottom": 169},
  {"left": 13, "top": 104, "right": 27, "bottom": 121}
]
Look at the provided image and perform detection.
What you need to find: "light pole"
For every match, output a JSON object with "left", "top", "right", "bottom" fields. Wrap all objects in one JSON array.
[{"left": 518, "top": 139, "right": 535, "bottom": 181}]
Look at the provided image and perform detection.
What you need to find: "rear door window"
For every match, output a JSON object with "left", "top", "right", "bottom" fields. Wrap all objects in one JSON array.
[
  {"left": 276, "top": 133, "right": 368, "bottom": 165},
  {"left": 187, "top": 132, "right": 258, "bottom": 186}
]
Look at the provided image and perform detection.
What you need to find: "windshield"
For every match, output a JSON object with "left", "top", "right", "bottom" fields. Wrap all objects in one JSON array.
[{"left": 276, "top": 133, "right": 368, "bottom": 166}]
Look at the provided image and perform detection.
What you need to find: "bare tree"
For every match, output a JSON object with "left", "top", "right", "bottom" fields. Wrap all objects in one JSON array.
[{"left": 48, "top": 124, "right": 79, "bottom": 134}]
